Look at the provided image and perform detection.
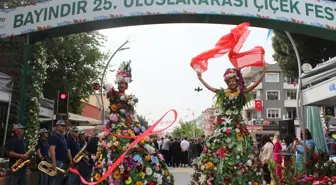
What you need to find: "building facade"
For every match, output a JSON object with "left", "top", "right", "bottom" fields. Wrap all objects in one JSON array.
[{"left": 241, "top": 63, "right": 298, "bottom": 134}]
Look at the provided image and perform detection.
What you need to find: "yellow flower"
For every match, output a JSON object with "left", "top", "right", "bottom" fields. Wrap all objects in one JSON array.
[
  {"left": 128, "top": 129, "right": 133, "bottom": 135},
  {"left": 113, "top": 170, "right": 120, "bottom": 179},
  {"left": 94, "top": 173, "right": 101, "bottom": 180},
  {"left": 139, "top": 172, "right": 145, "bottom": 179},
  {"left": 145, "top": 155, "right": 151, "bottom": 161},
  {"left": 225, "top": 92, "right": 240, "bottom": 97},
  {"left": 135, "top": 181, "right": 144, "bottom": 185},
  {"left": 164, "top": 170, "right": 169, "bottom": 176},
  {"left": 237, "top": 133, "right": 243, "bottom": 141},
  {"left": 205, "top": 162, "right": 214, "bottom": 169},
  {"left": 140, "top": 139, "right": 145, "bottom": 144},
  {"left": 125, "top": 177, "right": 132, "bottom": 184},
  {"left": 122, "top": 146, "right": 127, "bottom": 151},
  {"left": 111, "top": 104, "right": 118, "bottom": 111},
  {"left": 112, "top": 136, "right": 117, "bottom": 142},
  {"left": 116, "top": 130, "right": 121, "bottom": 134}
]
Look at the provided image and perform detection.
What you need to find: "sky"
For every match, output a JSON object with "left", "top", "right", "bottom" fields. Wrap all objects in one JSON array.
[{"left": 99, "top": 23, "right": 275, "bottom": 129}]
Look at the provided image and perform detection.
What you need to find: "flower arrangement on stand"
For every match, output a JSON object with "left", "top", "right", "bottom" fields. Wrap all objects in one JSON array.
[
  {"left": 272, "top": 152, "right": 336, "bottom": 185},
  {"left": 25, "top": 54, "right": 48, "bottom": 170}
]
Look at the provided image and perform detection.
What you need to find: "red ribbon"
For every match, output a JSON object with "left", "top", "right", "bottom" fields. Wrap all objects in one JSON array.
[{"left": 69, "top": 109, "right": 178, "bottom": 185}]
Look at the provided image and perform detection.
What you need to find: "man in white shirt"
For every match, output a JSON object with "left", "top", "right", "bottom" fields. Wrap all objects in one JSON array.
[{"left": 180, "top": 137, "right": 190, "bottom": 167}]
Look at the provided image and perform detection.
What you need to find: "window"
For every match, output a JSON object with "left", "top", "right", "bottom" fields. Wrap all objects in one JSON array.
[
  {"left": 265, "top": 73, "right": 280, "bottom": 83},
  {"left": 266, "top": 91, "right": 280, "bottom": 100},
  {"left": 267, "top": 109, "right": 281, "bottom": 118},
  {"left": 286, "top": 109, "right": 297, "bottom": 119},
  {"left": 286, "top": 90, "right": 296, "bottom": 100}
]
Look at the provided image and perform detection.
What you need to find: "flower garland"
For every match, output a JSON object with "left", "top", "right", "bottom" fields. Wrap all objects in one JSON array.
[{"left": 26, "top": 57, "right": 48, "bottom": 150}]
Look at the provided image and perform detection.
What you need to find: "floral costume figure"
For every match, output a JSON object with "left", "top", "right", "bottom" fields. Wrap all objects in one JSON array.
[
  {"left": 190, "top": 66, "right": 267, "bottom": 185},
  {"left": 90, "top": 61, "right": 174, "bottom": 185}
]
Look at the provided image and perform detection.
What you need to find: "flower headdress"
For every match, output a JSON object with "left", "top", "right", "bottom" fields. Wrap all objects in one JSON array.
[
  {"left": 223, "top": 68, "right": 245, "bottom": 94},
  {"left": 115, "top": 60, "right": 132, "bottom": 84}
]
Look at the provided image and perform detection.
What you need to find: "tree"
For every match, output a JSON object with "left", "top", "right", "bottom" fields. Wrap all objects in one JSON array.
[
  {"left": 37, "top": 32, "right": 107, "bottom": 114},
  {"left": 272, "top": 0, "right": 336, "bottom": 79},
  {"left": 171, "top": 121, "right": 204, "bottom": 138},
  {"left": 137, "top": 114, "right": 149, "bottom": 128}
]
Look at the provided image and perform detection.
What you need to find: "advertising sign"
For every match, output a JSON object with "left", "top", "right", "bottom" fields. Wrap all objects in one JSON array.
[
  {"left": 247, "top": 125, "right": 263, "bottom": 132},
  {"left": 0, "top": 0, "right": 336, "bottom": 38}
]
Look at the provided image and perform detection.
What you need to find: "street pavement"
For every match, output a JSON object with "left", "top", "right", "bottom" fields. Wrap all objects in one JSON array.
[{"left": 169, "top": 167, "right": 193, "bottom": 185}]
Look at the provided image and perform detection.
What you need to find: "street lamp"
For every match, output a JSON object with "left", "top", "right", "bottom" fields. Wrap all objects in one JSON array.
[
  {"left": 187, "top": 108, "right": 196, "bottom": 138},
  {"left": 100, "top": 40, "right": 130, "bottom": 124}
]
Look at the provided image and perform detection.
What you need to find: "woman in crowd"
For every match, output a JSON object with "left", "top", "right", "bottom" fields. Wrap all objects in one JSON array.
[{"left": 259, "top": 134, "right": 274, "bottom": 185}]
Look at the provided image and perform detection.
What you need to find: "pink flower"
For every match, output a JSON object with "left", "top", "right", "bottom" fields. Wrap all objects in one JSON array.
[
  {"left": 154, "top": 165, "right": 160, "bottom": 171},
  {"left": 158, "top": 154, "right": 164, "bottom": 160},
  {"left": 109, "top": 113, "right": 119, "bottom": 122}
]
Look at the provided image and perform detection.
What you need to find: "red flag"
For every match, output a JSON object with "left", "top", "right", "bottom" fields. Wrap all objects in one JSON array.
[
  {"left": 255, "top": 99, "right": 263, "bottom": 112},
  {"left": 229, "top": 46, "right": 265, "bottom": 69},
  {"left": 293, "top": 81, "right": 297, "bottom": 87}
]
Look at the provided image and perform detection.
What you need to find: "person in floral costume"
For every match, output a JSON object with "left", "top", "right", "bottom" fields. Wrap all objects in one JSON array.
[
  {"left": 190, "top": 66, "right": 267, "bottom": 185},
  {"left": 90, "top": 61, "right": 174, "bottom": 185}
]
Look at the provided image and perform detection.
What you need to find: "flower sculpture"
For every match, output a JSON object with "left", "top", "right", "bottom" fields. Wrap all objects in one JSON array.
[{"left": 90, "top": 61, "right": 174, "bottom": 185}]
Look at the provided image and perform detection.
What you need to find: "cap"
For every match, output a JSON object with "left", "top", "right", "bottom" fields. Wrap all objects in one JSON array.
[
  {"left": 70, "top": 126, "right": 79, "bottom": 132},
  {"left": 12, "top": 124, "right": 25, "bottom": 131},
  {"left": 55, "top": 120, "right": 66, "bottom": 126},
  {"left": 39, "top": 128, "right": 49, "bottom": 134}
]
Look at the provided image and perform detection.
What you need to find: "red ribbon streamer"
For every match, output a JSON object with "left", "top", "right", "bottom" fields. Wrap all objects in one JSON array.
[
  {"left": 190, "top": 22, "right": 265, "bottom": 72},
  {"left": 69, "top": 109, "right": 178, "bottom": 185}
]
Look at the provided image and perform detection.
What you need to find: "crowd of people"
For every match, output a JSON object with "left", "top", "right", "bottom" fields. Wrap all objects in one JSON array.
[{"left": 150, "top": 135, "right": 206, "bottom": 168}]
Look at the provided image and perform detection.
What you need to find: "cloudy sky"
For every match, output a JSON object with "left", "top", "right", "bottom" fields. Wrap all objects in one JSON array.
[{"left": 99, "top": 23, "right": 274, "bottom": 128}]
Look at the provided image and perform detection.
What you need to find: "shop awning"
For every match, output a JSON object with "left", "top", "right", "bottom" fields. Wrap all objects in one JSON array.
[
  {"left": 0, "top": 72, "right": 13, "bottom": 103},
  {"left": 301, "top": 57, "right": 336, "bottom": 106},
  {"left": 39, "top": 113, "right": 101, "bottom": 125}
]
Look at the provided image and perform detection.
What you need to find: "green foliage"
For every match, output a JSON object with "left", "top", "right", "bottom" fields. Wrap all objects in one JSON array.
[
  {"left": 35, "top": 32, "right": 107, "bottom": 114},
  {"left": 272, "top": 31, "right": 336, "bottom": 78},
  {"left": 171, "top": 121, "right": 204, "bottom": 138},
  {"left": 137, "top": 115, "right": 149, "bottom": 128}
]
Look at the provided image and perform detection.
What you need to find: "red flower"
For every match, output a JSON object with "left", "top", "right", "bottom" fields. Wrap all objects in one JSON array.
[
  {"left": 148, "top": 180, "right": 156, "bottom": 185},
  {"left": 122, "top": 171, "right": 129, "bottom": 179},
  {"left": 235, "top": 124, "right": 241, "bottom": 129},
  {"left": 225, "top": 129, "right": 231, "bottom": 135},
  {"left": 203, "top": 147, "right": 208, "bottom": 153},
  {"left": 117, "top": 103, "right": 122, "bottom": 107},
  {"left": 216, "top": 147, "right": 226, "bottom": 159}
]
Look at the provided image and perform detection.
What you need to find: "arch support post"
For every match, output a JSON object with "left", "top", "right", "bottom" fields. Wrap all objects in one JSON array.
[{"left": 285, "top": 31, "right": 306, "bottom": 170}]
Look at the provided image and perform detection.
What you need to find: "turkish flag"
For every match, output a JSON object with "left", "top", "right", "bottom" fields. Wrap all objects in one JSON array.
[{"left": 255, "top": 100, "right": 263, "bottom": 112}]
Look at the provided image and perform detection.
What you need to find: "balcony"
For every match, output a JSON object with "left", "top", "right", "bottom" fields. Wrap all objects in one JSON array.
[
  {"left": 241, "top": 66, "right": 261, "bottom": 78},
  {"left": 284, "top": 99, "right": 297, "bottom": 107},
  {"left": 283, "top": 82, "right": 297, "bottom": 89}
]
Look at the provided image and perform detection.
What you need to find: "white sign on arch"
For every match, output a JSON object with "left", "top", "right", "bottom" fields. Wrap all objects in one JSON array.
[{"left": 0, "top": 0, "right": 336, "bottom": 38}]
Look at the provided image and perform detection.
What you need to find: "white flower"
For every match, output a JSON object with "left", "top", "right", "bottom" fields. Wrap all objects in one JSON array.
[
  {"left": 236, "top": 155, "right": 240, "bottom": 159},
  {"left": 201, "top": 165, "right": 205, "bottom": 170},
  {"left": 157, "top": 178, "right": 163, "bottom": 184},
  {"left": 144, "top": 144, "right": 156, "bottom": 154},
  {"left": 235, "top": 128, "right": 240, "bottom": 133},
  {"left": 145, "top": 167, "right": 153, "bottom": 175},
  {"left": 246, "top": 160, "right": 252, "bottom": 166},
  {"left": 97, "top": 132, "right": 106, "bottom": 138},
  {"left": 223, "top": 117, "right": 232, "bottom": 124},
  {"left": 128, "top": 100, "right": 135, "bottom": 106},
  {"left": 120, "top": 96, "right": 126, "bottom": 101},
  {"left": 120, "top": 109, "right": 126, "bottom": 114},
  {"left": 199, "top": 174, "right": 206, "bottom": 183},
  {"left": 225, "top": 110, "right": 232, "bottom": 115},
  {"left": 113, "top": 141, "right": 119, "bottom": 146}
]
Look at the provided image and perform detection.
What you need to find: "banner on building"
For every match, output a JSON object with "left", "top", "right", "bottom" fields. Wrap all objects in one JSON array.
[{"left": 247, "top": 125, "right": 263, "bottom": 132}]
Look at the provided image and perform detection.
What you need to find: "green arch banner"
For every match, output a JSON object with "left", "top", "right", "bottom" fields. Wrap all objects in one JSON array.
[{"left": 1, "top": 0, "right": 336, "bottom": 40}]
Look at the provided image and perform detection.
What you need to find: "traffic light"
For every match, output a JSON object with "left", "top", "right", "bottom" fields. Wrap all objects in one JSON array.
[{"left": 57, "top": 91, "right": 69, "bottom": 116}]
